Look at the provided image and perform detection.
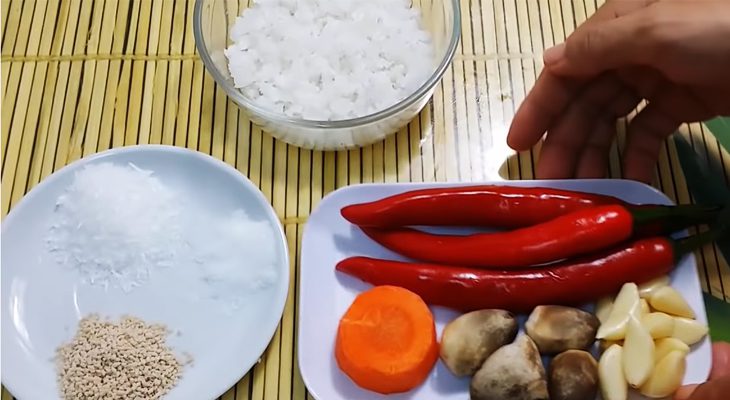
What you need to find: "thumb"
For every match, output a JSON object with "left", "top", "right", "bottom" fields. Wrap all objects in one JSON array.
[
  {"left": 710, "top": 342, "right": 730, "bottom": 380},
  {"left": 674, "top": 342, "right": 730, "bottom": 400},
  {"left": 674, "top": 384, "right": 698, "bottom": 400},
  {"left": 674, "top": 377, "right": 730, "bottom": 400},
  {"left": 543, "top": 11, "right": 651, "bottom": 77}
]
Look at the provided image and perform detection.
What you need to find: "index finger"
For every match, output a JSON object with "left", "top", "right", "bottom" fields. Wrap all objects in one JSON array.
[
  {"left": 545, "top": 5, "right": 656, "bottom": 77},
  {"left": 508, "top": 0, "right": 659, "bottom": 151},
  {"left": 507, "top": 71, "right": 584, "bottom": 151}
]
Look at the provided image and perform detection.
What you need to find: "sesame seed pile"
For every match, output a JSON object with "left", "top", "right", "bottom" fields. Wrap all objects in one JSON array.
[{"left": 56, "top": 315, "right": 184, "bottom": 400}]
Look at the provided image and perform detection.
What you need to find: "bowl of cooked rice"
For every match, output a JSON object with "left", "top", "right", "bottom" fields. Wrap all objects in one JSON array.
[{"left": 194, "top": 0, "right": 460, "bottom": 150}]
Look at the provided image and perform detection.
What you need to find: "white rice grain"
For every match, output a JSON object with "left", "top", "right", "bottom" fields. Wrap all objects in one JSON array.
[{"left": 224, "top": 0, "right": 435, "bottom": 121}]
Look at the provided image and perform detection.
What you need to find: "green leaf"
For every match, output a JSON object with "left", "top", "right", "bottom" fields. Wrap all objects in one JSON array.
[
  {"left": 704, "top": 292, "right": 730, "bottom": 342},
  {"left": 705, "top": 117, "right": 730, "bottom": 155},
  {"left": 673, "top": 134, "right": 730, "bottom": 206},
  {"left": 672, "top": 134, "right": 730, "bottom": 261}
]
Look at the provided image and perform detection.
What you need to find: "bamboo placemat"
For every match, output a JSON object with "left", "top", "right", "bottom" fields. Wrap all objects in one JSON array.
[{"left": 2, "top": 1, "right": 729, "bottom": 399}]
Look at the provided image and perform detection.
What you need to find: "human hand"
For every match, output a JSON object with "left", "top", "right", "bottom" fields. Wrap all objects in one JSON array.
[
  {"left": 674, "top": 342, "right": 730, "bottom": 400},
  {"left": 507, "top": 0, "right": 730, "bottom": 182}
]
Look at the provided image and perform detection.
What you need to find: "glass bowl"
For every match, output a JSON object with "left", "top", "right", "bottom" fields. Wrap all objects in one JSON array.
[{"left": 193, "top": 0, "right": 461, "bottom": 150}]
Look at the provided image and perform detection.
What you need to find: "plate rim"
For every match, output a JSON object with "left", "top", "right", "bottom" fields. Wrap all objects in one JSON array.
[{"left": 1, "top": 144, "right": 291, "bottom": 400}]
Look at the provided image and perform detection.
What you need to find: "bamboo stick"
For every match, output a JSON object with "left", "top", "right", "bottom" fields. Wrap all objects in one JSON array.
[
  {"left": 1, "top": 0, "right": 37, "bottom": 169},
  {"left": 5, "top": 0, "right": 52, "bottom": 212},
  {"left": 26, "top": 0, "right": 64, "bottom": 188},
  {"left": 66, "top": 0, "right": 105, "bottom": 163}
]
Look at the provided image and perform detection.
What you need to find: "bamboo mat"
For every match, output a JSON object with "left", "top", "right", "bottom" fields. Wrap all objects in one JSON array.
[{"left": 2, "top": 0, "right": 729, "bottom": 399}]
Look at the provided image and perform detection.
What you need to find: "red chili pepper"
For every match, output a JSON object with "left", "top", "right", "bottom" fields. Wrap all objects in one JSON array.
[
  {"left": 336, "top": 234, "right": 709, "bottom": 312},
  {"left": 360, "top": 204, "right": 720, "bottom": 268},
  {"left": 341, "top": 185, "right": 625, "bottom": 229}
]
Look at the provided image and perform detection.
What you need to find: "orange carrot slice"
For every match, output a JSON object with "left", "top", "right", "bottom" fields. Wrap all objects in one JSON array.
[{"left": 335, "top": 285, "right": 439, "bottom": 394}]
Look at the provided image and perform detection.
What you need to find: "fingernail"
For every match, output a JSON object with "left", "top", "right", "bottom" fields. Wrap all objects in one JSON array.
[{"left": 544, "top": 43, "right": 566, "bottom": 65}]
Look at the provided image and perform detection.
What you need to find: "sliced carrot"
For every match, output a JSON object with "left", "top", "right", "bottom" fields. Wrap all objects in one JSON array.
[{"left": 335, "top": 285, "right": 439, "bottom": 394}]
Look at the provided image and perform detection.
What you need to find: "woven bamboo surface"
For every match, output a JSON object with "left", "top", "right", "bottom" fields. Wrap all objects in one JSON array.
[{"left": 2, "top": 0, "right": 729, "bottom": 399}]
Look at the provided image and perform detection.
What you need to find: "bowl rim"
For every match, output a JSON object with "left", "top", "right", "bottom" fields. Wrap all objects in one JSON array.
[{"left": 193, "top": 0, "right": 462, "bottom": 128}]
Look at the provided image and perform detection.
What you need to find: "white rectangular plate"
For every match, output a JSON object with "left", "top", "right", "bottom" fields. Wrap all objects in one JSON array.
[{"left": 298, "top": 180, "right": 711, "bottom": 400}]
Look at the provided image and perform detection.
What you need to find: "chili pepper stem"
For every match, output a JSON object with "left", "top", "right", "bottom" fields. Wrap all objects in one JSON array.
[
  {"left": 631, "top": 204, "right": 721, "bottom": 235},
  {"left": 673, "top": 227, "right": 727, "bottom": 262}
]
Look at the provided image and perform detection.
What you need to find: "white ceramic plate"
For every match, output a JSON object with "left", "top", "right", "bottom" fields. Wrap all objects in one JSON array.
[
  {"left": 298, "top": 180, "right": 711, "bottom": 400},
  {"left": 1, "top": 145, "right": 289, "bottom": 400}
]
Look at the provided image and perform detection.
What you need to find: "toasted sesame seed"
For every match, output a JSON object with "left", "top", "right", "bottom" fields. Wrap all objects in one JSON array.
[{"left": 56, "top": 315, "right": 187, "bottom": 400}]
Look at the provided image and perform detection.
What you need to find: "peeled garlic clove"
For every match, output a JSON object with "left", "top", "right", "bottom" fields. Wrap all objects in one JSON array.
[
  {"left": 672, "top": 317, "right": 709, "bottom": 346},
  {"left": 638, "top": 276, "right": 670, "bottom": 299},
  {"left": 649, "top": 286, "right": 695, "bottom": 319},
  {"left": 599, "top": 339, "right": 622, "bottom": 353},
  {"left": 596, "top": 297, "right": 614, "bottom": 324},
  {"left": 623, "top": 316, "right": 655, "bottom": 388},
  {"left": 599, "top": 344, "right": 627, "bottom": 400},
  {"left": 654, "top": 337, "right": 690, "bottom": 362},
  {"left": 640, "top": 299, "right": 650, "bottom": 315},
  {"left": 639, "top": 351, "right": 687, "bottom": 398},
  {"left": 641, "top": 312, "right": 674, "bottom": 339},
  {"left": 597, "top": 283, "right": 640, "bottom": 340}
]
